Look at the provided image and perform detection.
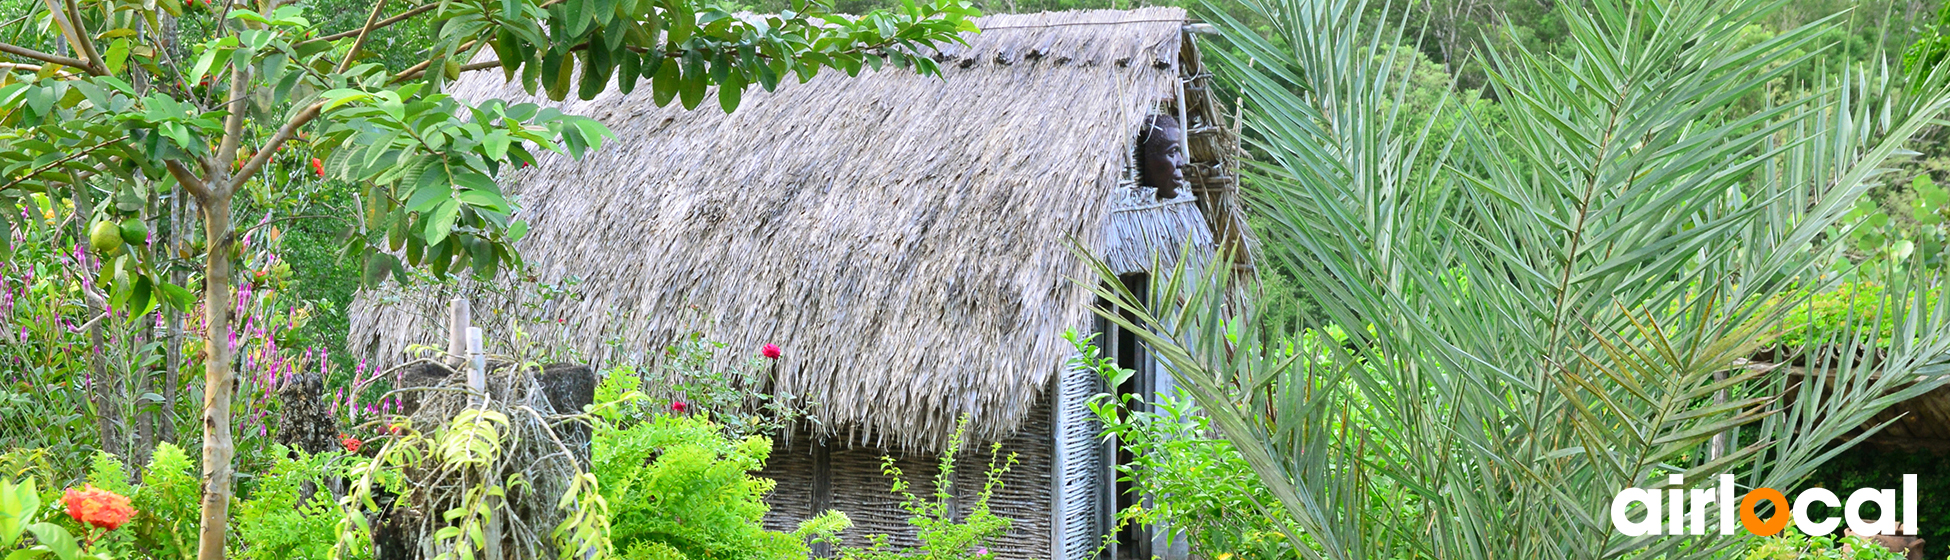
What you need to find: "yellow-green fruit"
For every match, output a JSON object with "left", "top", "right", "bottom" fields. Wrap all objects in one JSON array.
[
  {"left": 444, "top": 59, "right": 461, "bottom": 80},
  {"left": 119, "top": 218, "right": 148, "bottom": 245},
  {"left": 89, "top": 221, "right": 123, "bottom": 253}
]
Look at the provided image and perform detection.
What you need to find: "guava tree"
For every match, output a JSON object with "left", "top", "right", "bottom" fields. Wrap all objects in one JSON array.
[{"left": 0, "top": 0, "right": 975, "bottom": 554}]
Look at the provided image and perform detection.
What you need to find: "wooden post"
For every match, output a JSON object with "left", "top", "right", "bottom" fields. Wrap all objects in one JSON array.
[
  {"left": 448, "top": 297, "right": 498, "bottom": 556},
  {"left": 446, "top": 298, "right": 470, "bottom": 366},
  {"left": 447, "top": 297, "right": 487, "bottom": 403},
  {"left": 811, "top": 442, "right": 833, "bottom": 557},
  {"left": 466, "top": 326, "right": 485, "bottom": 396}
]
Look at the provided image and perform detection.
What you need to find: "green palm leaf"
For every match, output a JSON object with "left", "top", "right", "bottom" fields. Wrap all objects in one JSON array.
[{"left": 1090, "top": 0, "right": 1950, "bottom": 558}]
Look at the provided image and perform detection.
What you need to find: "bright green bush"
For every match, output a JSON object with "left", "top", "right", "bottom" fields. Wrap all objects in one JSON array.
[
  {"left": 125, "top": 444, "right": 199, "bottom": 559},
  {"left": 233, "top": 450, "right": 354, "bottom": 560},
  {"left": 1754, "top": 282, "right": 1944, "bottom": 349},
  {"left": 594, "top": 414, "right": 839, "bottom": 560},
  {"left": 1071, "top": 330, "right": 1310, "bottom": 560},
  {"left": 1742, "top": 528, "right": 1906, "bottom": 560},
  {"left": 75, "top": 443, "right": 350, "bottom": 560}
]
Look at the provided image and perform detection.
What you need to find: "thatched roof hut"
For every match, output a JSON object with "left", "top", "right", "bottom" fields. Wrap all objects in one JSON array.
[{"left": 348, "top": 7, "right": 1247, "bottom": 559}]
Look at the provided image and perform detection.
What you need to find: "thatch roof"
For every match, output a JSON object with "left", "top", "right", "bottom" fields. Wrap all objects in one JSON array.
[{"left": 347, "top": 7, "right": 1251, "bottom": 451}]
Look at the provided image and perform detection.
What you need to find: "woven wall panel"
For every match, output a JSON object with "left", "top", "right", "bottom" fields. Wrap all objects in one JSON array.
[
  {"left": 830, "top": 446, "right": 941, "bottom": 549},
  {"left": 762, "top": 388, "right": 1072, "bottom": 558},
  {"left": 957, "top": 391, "right": 1055, "bottom": 559},
  {"left": 759, "top": 431, "right": 816, "bottom": 534},
  {"left": 1058, "top": 359, "right": 1105, "bottom": 560}
]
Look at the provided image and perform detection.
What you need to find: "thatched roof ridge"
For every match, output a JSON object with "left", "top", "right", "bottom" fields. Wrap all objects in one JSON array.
[{"left": 348, "top": 7, "right": 1240, "bottom": 451}]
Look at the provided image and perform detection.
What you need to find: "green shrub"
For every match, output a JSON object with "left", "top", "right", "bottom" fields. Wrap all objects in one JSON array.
[
  {"left": 594, "top": 414, "right": 840, "bottom": 560},
  {"left": 1070, "top": 330, "right": 1308, "bottom": 560},
  {"left": 1793, "top": 445, "right": 1949, "bottom": 556},
  {"left": 1754, "top": 282, "right": 1944, "bottom": 349},
  {"left": 76, "top": 443, "right": 350, "bottom": 560},
  {"left": 127, "top": 444, "right": 200, "bottom": 559},
  {"left": 233, "top": 449, "right": 354, "bottom": 560},
  {"left": 1743, "top": 528, "right": 1907, "bottom": 560}
]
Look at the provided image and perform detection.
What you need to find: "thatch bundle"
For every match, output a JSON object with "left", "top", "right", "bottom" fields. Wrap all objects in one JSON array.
[{"left": 348, "top": 7, "right": 1251, "bottom": 452}]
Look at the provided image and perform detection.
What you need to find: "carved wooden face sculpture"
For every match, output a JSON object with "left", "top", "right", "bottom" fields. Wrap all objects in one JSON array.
[{"left": 1140, "top": 114, "right": 1186, "bottom": 199}]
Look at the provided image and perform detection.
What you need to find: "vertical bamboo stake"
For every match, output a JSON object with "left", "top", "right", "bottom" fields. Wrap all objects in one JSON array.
[
  {"left": 161, "top": 189, "right": 185, "bottom": 444},
  {"left": 466, "top": 326, "right": 485, "bottom": 396},
  {"left": 446, "top": 298, "right": 485, "bottom": 399},
  {"left": 446, "top": 297, "right": 469, "bottom": 364}
]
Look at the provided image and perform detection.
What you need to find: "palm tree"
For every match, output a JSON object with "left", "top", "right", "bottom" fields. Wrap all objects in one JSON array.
[{"left": 1089, "top": 0, "right": 1950, "bottom": 558}]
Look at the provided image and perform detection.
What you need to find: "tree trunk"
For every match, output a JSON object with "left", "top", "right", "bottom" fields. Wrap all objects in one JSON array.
[
  {"left": 196, "top": 194, "right": 234, "bottom": 560},
  {"left": 73, "top": 182, "right": 121, "bottom": 459},
  {"left": 161, "top": 187, "right": 185, "bottom": 444},
  {"left": 158, "top": 12, "right": 183, "bottom": 447}
]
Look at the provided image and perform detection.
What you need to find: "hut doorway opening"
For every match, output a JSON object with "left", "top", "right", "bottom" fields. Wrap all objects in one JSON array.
[{"left": 1097, "top": 273, "right": 1157, "bottom": 560}]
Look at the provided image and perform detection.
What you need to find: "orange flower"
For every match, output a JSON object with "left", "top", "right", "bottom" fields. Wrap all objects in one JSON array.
[
  {"left": 63, "top": 485, "right": 134, "bottom": 530},
  {"left": 339, "top": 433, "right": 363, "bottom": 453}
]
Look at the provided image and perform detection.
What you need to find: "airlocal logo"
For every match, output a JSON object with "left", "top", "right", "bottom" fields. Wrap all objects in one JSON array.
[{"left": 1610, "top": 474, "right": 1918, "bottom": 537}]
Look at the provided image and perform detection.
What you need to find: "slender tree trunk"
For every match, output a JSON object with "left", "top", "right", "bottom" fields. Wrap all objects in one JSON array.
[
  {"left": 195, "top": 194, "right": 234, "bottom": 560},
  {"left": 157, "top": 12, "right": 183, "bottom": 447},
  {"left": 162, "top": 189, "right": 184, "bottom": 444},
  {"left": 133, "top": 185, "right": 160, "bottom": 466},
  {"left": 73, "top": 182, "right": 121, "bottom": 459}
]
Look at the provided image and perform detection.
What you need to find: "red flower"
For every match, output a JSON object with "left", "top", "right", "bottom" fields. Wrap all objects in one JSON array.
[
  {"left": 669, "top": 401, "right": 688, "bottom": 414},
  {"left": 63, "top": 485, "right": 134, "bottom": 531},
  {"left": 761, "top": 344, "right": 781, "bottom": 359},
  {"left": 339, "top": 433, "right": 362, "bottom": 453},
  {"left": 310, "top": 158, "right": 324, "bottom": 178}
]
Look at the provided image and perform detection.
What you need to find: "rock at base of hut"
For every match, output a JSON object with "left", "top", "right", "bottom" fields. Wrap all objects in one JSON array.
[
  {"left": 538, "top": 363, "right": 595, "bottom": 465},
  {"left": 276, "top": 372, "right": 337, "bottom": 455}
]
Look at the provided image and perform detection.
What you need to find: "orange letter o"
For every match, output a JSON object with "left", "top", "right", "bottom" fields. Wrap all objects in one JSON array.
[{"left": 1740, "top": 488, "right": 1791, "bottom": 536}]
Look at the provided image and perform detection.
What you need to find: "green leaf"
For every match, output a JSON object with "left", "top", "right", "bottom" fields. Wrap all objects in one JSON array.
[
  {"left": 364, "top": 252, "right": 400, "bottom": 286},
  {"left": 104, "top": 38, "right": 132, "bottom": 75},
  {"left": 156, "top": 282, "right": 195, "bottom": 310},
  {"left": 407, "top": 164, "right": 454, "bottom": 212},
  {"left": 565, "top": 0, "right": 594, "bottom": 36},
  {"left": 24, "top": 524, "right": 76, "bottom": 560},
  {"left": 679, "top": 57, "right": 707, "bottom": 110},
  {"left": 546, "top": 50, "right": 576, "bottom": 101},
  {"left": 0, "top": 478, "right": 39, "bottom": 549},
  {"left": 495, "top": 29, "right": 522, "bottom": 82},
  {"left": 651, "top": 59, "right": 680, "bottom": 107},
  {"left": 578, "top": 48, "right": 610, "bottom": 100},
  {"left": 457, "top": 190, "right": 508, "bottom": 212},
  {"left": 617, "top": 47, "right": 641, "bottom": 94},
  {"left": 717, "top": 72, "right": 745, "bottom": 113},
  {"left": 423, "top": 199, "right": 460, "bottom": 247}
]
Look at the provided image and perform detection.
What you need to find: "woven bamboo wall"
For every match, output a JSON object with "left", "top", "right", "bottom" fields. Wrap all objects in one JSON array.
[
  {"left": 759, "top": 431, "right": 817, "bottom": 534},
  {"left": 957, "top": 393, "right": 1055, "bottom": 559},
  {"left": 831, "top": 444, "right": 943, "bottom": 550},
  {"left": 756, "top": 393, "right": 1061, "bottom": 558},
  {"left": 1057, "top": 359, "right": 1105, "bottom": 559}
]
